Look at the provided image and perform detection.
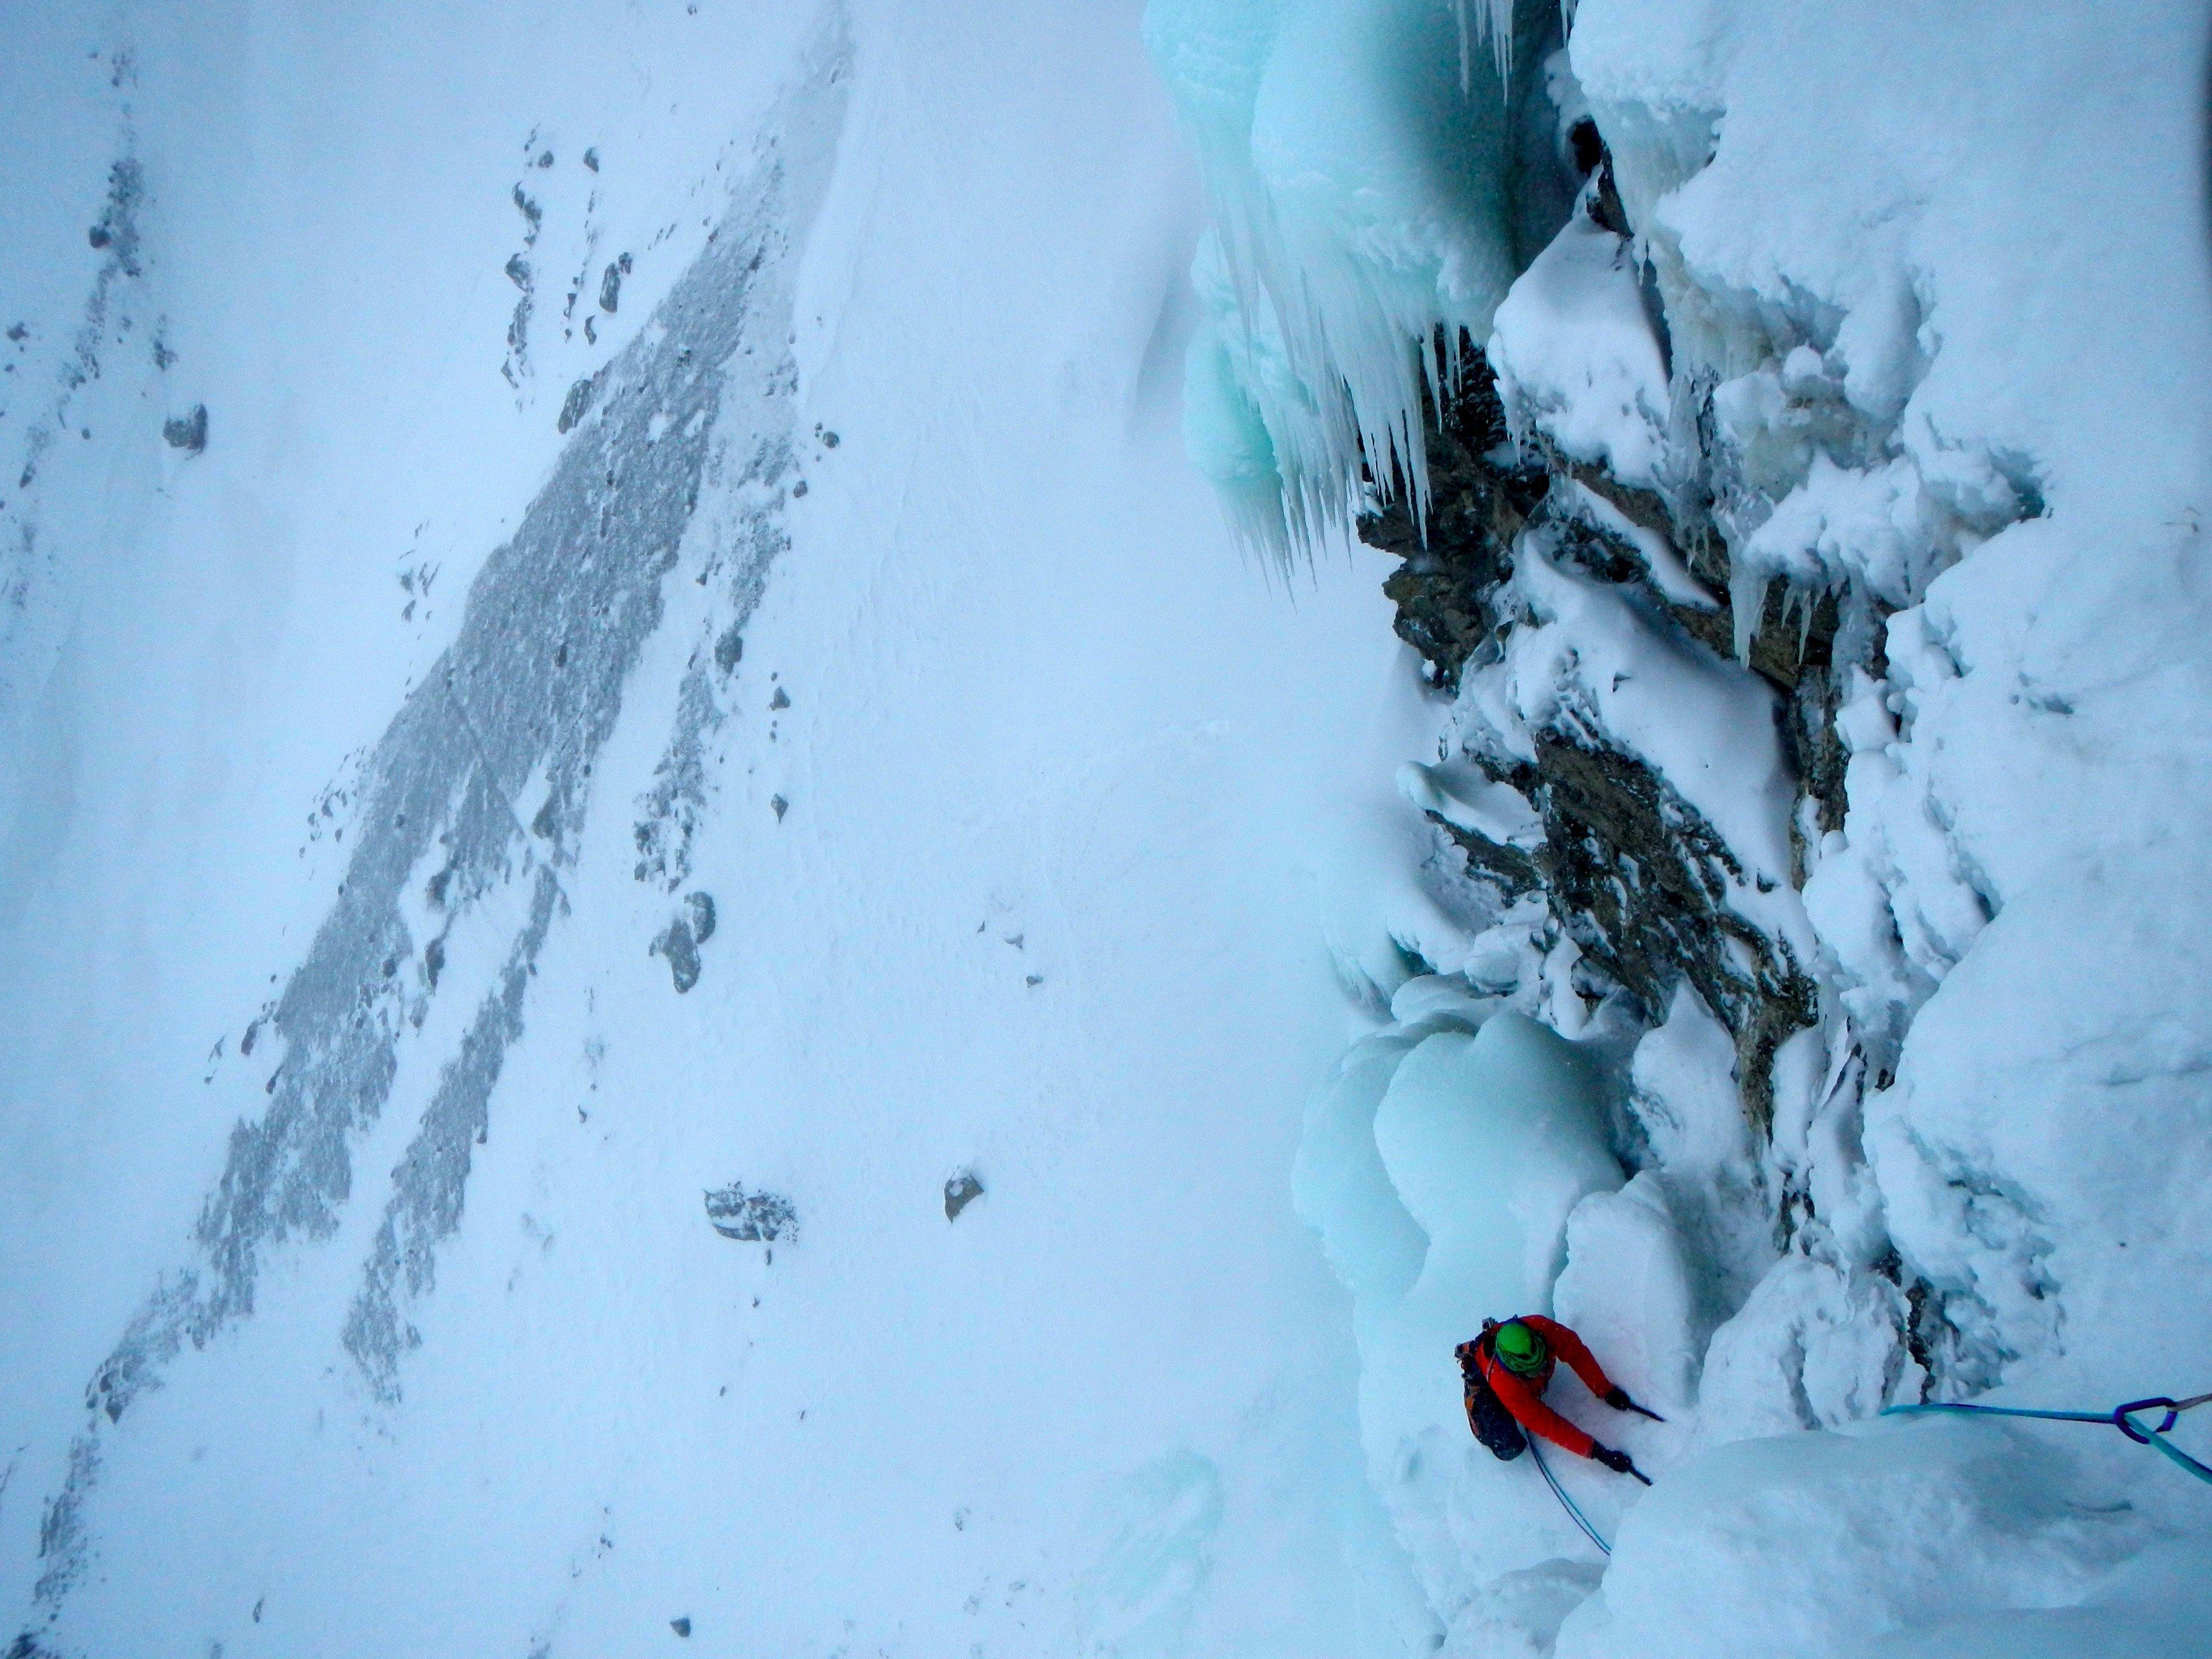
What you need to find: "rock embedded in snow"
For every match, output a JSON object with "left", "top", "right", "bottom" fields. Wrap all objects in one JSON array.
[
  {"left": 161, "top": 405, "right": 207, "bottom": 453},
  {"left": 943, "top": 1171, "right": 983, "bottom": 1221},
  {"left": 703, "top": 1185, "right": 795, "bottom": 1244},
  {"left": 599, "top": 251, "right": 631, "bottom": 313},
  {"left": 557, "top": 369, "right": 606, "bottom": 433},
  {"left": 712, "top": 625, "right": 743, "bottom": 673},
  {"left": 649, "top": 899, "right": 711, "bottom": 994}
]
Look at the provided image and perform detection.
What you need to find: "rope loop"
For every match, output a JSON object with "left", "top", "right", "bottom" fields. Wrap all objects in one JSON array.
[
  {"left": 1881, "top": 1386, "right": 2212, "bottom": 1486},
  {"left": 2113, "top": 1397, "right": 2177, "bottom": 1444}
]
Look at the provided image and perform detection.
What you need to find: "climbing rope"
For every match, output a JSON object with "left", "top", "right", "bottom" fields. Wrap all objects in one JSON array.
[
  {"left": 1528, "top": 1438, "right": 1613, "bottom": 1555},
  {"left": 1881, "top": 1391, "right": 2212, "bottom": 1485}
]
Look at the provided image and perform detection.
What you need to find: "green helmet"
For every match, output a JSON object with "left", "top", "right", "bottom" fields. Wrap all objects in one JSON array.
[{"left": 1493, "top": 1320, "right": 1548, "bottom": 1377}]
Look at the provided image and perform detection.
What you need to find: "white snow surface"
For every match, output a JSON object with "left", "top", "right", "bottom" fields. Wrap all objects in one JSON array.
[{"left": 1487, "top": 192, "right": 1668, "bottom": 490}]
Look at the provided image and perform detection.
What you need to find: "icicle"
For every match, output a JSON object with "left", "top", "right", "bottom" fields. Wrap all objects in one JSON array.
[
  {"left": 1147, "top": 0, "right": 1532, "bottom": 568},
  {"left": 1730, "top": 561, "right": 1770, "bottom": 666},
  {"left": 1453, "top": 0, "right": 1517, "bottom": 93}
]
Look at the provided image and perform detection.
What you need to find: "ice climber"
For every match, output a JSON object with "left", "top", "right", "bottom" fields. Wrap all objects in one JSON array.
[{"left": 1457, "top": 1316, "right": 1658, "bottom": 1482}]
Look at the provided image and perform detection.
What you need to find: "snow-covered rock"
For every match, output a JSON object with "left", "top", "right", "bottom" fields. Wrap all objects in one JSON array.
[{"left": 1181, "top": 0, "right": 2212, "bottom": 1650}]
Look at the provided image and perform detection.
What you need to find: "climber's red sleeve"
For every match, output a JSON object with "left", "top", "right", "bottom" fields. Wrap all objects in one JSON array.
[
  {"left": 1479, "top": 1346, "right": 1597, "bottom": 1459},
  {"left": 1528, "top": 1315, "right": 1614, "bottom": 1401}
]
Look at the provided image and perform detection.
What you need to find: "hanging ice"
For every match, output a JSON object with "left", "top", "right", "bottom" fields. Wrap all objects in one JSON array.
[{"left": 1144, "top": 0, "right": 1579, "bottom": 558}]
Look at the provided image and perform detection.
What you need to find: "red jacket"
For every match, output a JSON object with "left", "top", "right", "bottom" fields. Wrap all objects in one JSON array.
[{"left": 1462, "top": 1316, "right": 1615, "bottom": 1460}]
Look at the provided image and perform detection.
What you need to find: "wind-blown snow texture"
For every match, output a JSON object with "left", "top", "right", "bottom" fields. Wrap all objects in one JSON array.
[{"left": 1172, "top": 0, "right": 2212, "bottom": 1654}]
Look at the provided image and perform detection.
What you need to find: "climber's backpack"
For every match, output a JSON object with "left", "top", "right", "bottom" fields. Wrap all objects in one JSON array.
[{"left": 1463, "top": 1331, "right": 1528, "bottom": 1462}]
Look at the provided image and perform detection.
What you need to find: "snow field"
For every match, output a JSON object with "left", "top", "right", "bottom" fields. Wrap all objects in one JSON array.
[{"left": 1, "top": 2, "right": 1426, "bottom": 1655}]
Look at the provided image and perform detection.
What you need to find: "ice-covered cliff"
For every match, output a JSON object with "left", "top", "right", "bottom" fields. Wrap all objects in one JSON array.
[{"left": 1157, "top": 0, "right": 2212, "bottom": 1654}]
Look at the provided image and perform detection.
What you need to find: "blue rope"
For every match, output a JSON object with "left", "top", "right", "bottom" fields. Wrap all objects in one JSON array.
[
  {"left": 1881, "top": 1390, "right": 2212, "bottom": 1485},
  {"left": 1528, "top": 1437, "right": 1612, "bottom": 1555}
]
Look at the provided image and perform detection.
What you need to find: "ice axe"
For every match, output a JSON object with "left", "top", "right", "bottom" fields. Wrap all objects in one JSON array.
[
  {"left": 1593, "top": 1444, "right": 1655, "bottom": 1485},
  {"left": 1604, "top": 1387, "right": 1668, "bottom": 1425}
]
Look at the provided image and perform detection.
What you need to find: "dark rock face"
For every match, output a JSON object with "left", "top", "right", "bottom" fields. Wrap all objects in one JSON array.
[
  {"left": 1362, "top": 326, "right": 1825, "bottom": 1130},
  {"left": 1362, "top": 351, "right": 1546, "bottom": 693},
  {"left": 1524, "top": 736, "right": 1815, "bottom": 1133},
  {"left": 1536, "top": 447, "right": 1853, "bottom": 871},
  {"left": 1428, "top": 814, "right": 1542, "bottom": 899}
]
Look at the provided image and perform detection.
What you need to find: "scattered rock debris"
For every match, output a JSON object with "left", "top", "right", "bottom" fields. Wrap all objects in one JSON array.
[
  {"left": 649, "top": 920, "right": 698, "bottom": 992},
  {"left": 683, "top": 890, "right": 715, "bottom": 943}
]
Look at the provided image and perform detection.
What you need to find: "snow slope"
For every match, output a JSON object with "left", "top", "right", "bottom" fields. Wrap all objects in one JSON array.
[{"left": 1, "top": 4, "right": 1418, "bottom": 1655}]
